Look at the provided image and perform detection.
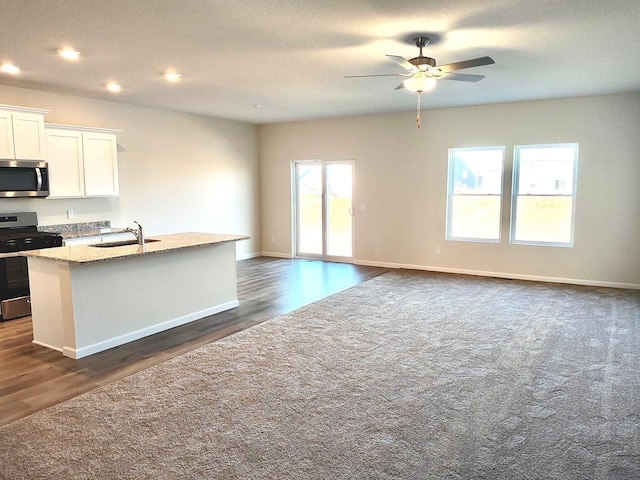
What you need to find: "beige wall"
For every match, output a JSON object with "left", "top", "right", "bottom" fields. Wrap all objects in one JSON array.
[
  {"left": 259, "top": 93, "right": 640, "bottom": 288},
  {"left": 0, "top": 85, "right": 260, "bottom": 258}
]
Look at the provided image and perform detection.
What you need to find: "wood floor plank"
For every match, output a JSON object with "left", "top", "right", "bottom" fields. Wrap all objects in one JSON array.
[{"left": 0, "top": 257, "right": 389, "bottom": 426}]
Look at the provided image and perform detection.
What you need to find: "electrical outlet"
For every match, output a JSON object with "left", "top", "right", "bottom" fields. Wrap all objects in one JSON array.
[
  {"left": 435, "top": 246, "right": 441, "bottom": 255},
  {"left": 271, "top": 235, "right": 276, "bottom": 242},
  {"left": 67, "top": 210, "right": 74, "bottom": 219}
]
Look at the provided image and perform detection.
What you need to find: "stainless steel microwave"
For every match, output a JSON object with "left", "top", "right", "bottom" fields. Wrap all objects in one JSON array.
[{"left": 0, "top": 160, "right": 50, "bottom": 198}]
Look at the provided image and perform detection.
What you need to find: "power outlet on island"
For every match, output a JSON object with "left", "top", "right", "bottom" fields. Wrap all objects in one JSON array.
[{"left": 67, "top": 210, "right": 74, "bottom": 219}]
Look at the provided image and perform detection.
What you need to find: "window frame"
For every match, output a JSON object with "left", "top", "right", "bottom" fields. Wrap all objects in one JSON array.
[
  {"left": 509, "top": 143, "right": 579, "bottom": 247},
  {"left": 445, "top": 145, "right": 505, "bottom": 243}
]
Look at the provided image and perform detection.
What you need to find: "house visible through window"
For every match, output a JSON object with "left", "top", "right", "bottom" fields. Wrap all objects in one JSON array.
[
  {"left": 446, "top": 146, "right": 504, "bottom": 242},
  {"left": 510, "top": 143, "right": 579, "bottom": 246}
]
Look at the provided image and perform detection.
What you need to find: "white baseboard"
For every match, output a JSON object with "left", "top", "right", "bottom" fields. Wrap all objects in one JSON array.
[
  {"left": 237, "top": 251, "right": 262, "bottom": 260},
  {"left": 63, "top": 300, "right": 240, "bottom": 359},
  {"left": 353, "top": 259, "right": 640, "bottom": 290},
  {"left": 32, "top": 339, "right": 63, "bottom": 353},
  {"left": 249, "top": 253, "right": 639, "bottom": 290},
  {"left": 260, "top": 251, "right": 294, "bottom": 259}
]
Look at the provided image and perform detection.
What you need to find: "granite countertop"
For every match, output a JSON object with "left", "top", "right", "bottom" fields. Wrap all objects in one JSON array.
[{"left": 22, "top": 233, "right": 250, "bottom": 264}]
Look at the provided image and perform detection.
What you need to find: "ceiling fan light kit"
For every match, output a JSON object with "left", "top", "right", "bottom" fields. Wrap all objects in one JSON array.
[
  {"left": 403, "top": 73, "right": 437, "bottom": 93},
  {"left": 346, "top": 36, "right": 495, "bottom": 128}
]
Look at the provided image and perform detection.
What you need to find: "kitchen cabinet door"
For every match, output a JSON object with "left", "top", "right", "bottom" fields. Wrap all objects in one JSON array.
[
  {"left": 46, "top": 128, "right": 85, "bottom": 198},
  {"left": 83, "top": 132, "right": 119, "bottom": 196},
  {"left": 0, "top": 110, "right": 15, "bottom": 159},
  {"left": 12, "top": 112, "right": 47, "bottom": 160},
  {"left": 0, "top": 106, "right": 49, "bottom": 160}
]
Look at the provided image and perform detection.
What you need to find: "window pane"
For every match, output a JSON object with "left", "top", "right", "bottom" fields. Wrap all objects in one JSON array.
[
  {"left": 450, "top": 195, "right": 501, "bottom": 239},
  {"left": 326, "top": 164, "right": 353, "bottom": 257},
  {"left": 447, "top": 147, "right": 504, "bottom": 242},
  {"left": 514, "top": 196, "right": 573, "bottom": 243},
  {"left": 518, "top": 146, "right": 575, "bottom": 195},
  {"left": 297, "top": 164, "right": 322, "bottom": 255},
  {"left": 512, "top": 143, "right": 578, "bottom": 246},
  {"left": 452, "top": 149, "right": 503, "bottom": 194}
]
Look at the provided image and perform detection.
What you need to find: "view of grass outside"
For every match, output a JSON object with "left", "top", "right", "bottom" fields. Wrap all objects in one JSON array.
[
  {"left": 513, "top": 196, "right": 573, "bottom": 243},
  {"left": 298, "top": 192, "right": 323, "bottom": 255},
  {"left": 450, "top": 196, "right": 502, "bottom": 240}
]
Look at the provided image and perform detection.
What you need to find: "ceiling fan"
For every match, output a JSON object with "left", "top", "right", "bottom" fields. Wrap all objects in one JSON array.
[{"left": 345, "top": 36, "right": 495, "bottom": 127}]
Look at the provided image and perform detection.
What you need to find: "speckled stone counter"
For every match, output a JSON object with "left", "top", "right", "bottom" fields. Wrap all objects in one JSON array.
[
  {"left": 23, "top": 233, "right": 249, "bottom": 264},
  {"left": 38, "top": 220, "right": 104, "bottom": 236},
  {"left": 25, "top": 232, "right": 249, "bottom": 359}
]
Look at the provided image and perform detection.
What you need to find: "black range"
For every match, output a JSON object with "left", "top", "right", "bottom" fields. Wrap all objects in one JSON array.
[{"left": 0, "top": 212, "right": 63, "bottom": 321}]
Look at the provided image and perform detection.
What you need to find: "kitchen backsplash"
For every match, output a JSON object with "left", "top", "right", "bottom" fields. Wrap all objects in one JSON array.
[{"left": 38, "top": 221, "right": 111, "bottom": 235}]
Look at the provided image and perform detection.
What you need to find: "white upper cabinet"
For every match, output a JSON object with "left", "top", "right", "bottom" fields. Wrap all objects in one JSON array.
[
  {"left": 0, "top": 110, "right": 15, "bottom": 159},
  {"left": 0, "top": 105, "right": 49, "bottom": 161},
  {"left": 46, "top": 128, "right": 85, "bottom": 198},
  {"left": 83, "top": 131, "right": 119, "bottom": 196},
  {"left": 46, "top": 124, "right": 120, "bottom": 198}
]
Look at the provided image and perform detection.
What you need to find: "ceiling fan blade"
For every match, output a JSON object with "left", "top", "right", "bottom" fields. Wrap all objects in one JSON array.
[
  {"left": 385, "top": 54, "right": 416, "bottom": 71},
  {"left": 395, "top": 82, "right": 405, "bottom": 90},
  {"left": 438, "top": 56, "right": 495, "bottom": 72},
  {"left": 344, "top": 73, "right": 411, "bottom": 78},
  {"left": 440, "top": 72, "right": 485, "bottom": 82}
]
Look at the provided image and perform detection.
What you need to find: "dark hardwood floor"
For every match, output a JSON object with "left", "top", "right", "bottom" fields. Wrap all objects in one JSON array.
[{"left": 0, "top": 257, "right": 389, "bottom": 426}]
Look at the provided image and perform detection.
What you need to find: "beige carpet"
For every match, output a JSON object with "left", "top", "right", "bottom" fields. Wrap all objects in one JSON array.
[{"left": 1, "top": 271, "right": 639, "bottom": 479}]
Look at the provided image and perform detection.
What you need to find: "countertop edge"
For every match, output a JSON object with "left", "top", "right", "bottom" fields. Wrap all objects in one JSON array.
[{"left": 22, "top": 233, "right": 250, "bottom": 264}]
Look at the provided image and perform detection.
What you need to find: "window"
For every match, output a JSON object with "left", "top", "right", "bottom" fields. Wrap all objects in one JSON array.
[
  {"left": 510, "top": 143, "right": 579, "bottom": 246},
  {"left": 446, "top": 146, "right": 504, "bottom": 242}
]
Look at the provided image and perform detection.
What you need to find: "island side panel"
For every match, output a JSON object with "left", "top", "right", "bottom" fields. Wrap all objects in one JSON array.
[
  {"left": 28, "top": 257, "right": 68, "bottom": 352},
  {"left": 64, "top": 241, "right": 239, "bottom": 358}
]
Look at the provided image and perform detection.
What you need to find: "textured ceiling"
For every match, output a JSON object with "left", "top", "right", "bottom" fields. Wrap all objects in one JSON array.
[{"left": 1, "top": 0, "right": 639, "bottom": 124}]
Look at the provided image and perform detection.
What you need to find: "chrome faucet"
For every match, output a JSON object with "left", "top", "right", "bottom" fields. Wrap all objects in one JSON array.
[{"left": 127, "top": 221, "right": 144, "bottom": 246}]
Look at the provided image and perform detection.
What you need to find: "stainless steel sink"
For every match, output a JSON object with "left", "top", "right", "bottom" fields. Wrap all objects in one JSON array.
[{"left": 91, "top": 239, "right": 161, "bottom": 248}]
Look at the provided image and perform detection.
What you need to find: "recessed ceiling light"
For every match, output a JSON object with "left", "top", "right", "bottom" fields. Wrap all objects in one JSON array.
[
  {"left": 163, "top": 71, "right": 182, "bottom": 82},
  {"left": 106, "top": 83, "right": 122, "bottom": 93},
  {"left": 58, "top": 48, "right": 80, "bottom": 61},
  {"left": 0, "top": 63, "right": 20, "bottom": 75},
  {"left": 251, "top": 104, "right": 262, "bottom": 109}
]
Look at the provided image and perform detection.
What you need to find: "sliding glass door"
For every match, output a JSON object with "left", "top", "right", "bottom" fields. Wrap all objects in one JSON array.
[{"left": 294, "top": 161, "right": 353, "bottom": 260}]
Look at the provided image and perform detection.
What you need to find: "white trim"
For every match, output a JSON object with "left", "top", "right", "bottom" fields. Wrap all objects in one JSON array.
[
  {"left": 296, "top": 254, "right": 353, "bottom": 265},
  {"left": 261, "top": 251, "right": 294, "bottom": 259},
  {"left": 0, "top": 104, "right": 50, "bottom": 115},
  {"left": 62, "top": 301, "right": 239, "bottom": 359},
  {"left": 32, "top": 340, "right": 63, "bottom": 353},
  {"left": 237, "top": 251, "right": 262, "bottom": 260},
  {"left": 353, "top": 259, "right": 640, "bottom": 290},
  {"left": 45, "top": 123, "right": 122, "bottom": 134}
]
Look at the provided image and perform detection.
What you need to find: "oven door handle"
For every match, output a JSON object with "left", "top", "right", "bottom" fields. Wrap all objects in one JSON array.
[{"left": 35, "top": 168, "right": 43, "bottom": 191}]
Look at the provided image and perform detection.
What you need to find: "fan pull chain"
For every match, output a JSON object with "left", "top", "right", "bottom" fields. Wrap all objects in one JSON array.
[{"left": 416, "top": 92, "right": 421, "bottom": 128}]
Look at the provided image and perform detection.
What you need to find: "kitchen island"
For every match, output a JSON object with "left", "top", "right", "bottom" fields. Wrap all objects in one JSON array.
[{"left": 23, "top": 232, "right": 249, "bottom": 359}]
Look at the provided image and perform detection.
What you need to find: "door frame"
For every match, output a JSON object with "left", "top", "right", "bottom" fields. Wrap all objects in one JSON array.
[{"left": 291, "top": 159, "right": 355, "bottom": 263}]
